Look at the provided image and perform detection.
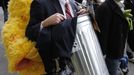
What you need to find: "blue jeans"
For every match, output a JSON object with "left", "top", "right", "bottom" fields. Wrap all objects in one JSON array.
[
  {"left": 105, "top": 57, "right": 121, "bottom": 75},
  {"left": 120, "top": 55, "right": 128, "bottom": 69}
]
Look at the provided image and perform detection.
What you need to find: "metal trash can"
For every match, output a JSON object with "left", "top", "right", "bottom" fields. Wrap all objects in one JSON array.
[{"left": 71, "top": 14, "right": 109, "bottom": 75}]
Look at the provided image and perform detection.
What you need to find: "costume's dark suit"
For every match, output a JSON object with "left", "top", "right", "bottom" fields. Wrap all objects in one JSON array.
[
  {"left": 124, "top": 0, "right": 134, "bottom": 51},
  {"left": 95, "top": 0, "right": 129, "bottom": 59},
  {"left": 26, "top": 0, "right": 78, "bottom": 74}
]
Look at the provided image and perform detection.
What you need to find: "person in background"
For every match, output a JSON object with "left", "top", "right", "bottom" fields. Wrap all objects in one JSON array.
[
  {"left": 25, "top": 0, "right": 87, "bottom": 74},
  {"left": 95, "top": 0, "right": 129, "bottom": 75},
  {"left": 0, "top": 0, "right": 9, "bottom": 21},
  {"left": 124, "top": 0, "right": 134, "bottom": 63}
]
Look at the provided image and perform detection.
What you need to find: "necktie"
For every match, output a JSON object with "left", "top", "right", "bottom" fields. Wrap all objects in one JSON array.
[{"left": 65, "top": 0, "right": 72, "bottom": 18}]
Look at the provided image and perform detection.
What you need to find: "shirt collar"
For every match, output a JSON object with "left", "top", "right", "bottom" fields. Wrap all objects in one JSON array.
[
  {"left": 114, "top": 0, "right": 125, "bottom": 12},
  {"left": 114, "top": 0, "right": 125, "bottom": 8}
]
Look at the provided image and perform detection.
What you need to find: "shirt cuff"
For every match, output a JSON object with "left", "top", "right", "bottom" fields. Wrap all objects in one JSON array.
[{"left": 40, "top": 21, "right": 44, "bottom": 31}]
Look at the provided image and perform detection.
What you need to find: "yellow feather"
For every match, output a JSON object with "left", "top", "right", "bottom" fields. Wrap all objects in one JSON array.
[{"left": 1, "top": 0, "right": 45, "bottom": 74}]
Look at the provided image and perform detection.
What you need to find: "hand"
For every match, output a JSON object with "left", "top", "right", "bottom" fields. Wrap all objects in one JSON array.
[
  {"left": 77, "top": 8, "right": 88, "bottom": 15},
  {"left": 42, "top": 13, "right": 65, "bottom": 27}
]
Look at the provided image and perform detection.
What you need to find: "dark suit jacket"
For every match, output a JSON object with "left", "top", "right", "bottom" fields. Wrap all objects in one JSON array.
[
  {"left": 25, "top": 0, "right": 78, "bottom": 61},
  {"left": 95, "top": 0, "right": 129, "bottom": 59}
]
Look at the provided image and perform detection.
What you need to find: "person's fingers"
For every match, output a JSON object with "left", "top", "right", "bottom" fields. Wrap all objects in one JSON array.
[
  {"left": 81, "top": 9, "right": 86, "bottom": 13},
  {"left": 77, "top": 9, "right": 83, "bottom": 14},
  {"left": 57, "top": 13, "right": 65, "bottom": 20},
  {"left": 43, "top": 13, "right": 66, "bottom": 27},
  {"left": 77, "top": 9, "right": 87, "bottom": 15},
  {"left": 56, "top": 18, "right": 61, "bottom": 23}
]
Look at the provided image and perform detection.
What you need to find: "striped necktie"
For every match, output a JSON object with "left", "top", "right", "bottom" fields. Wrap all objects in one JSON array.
[{"left": 65, "top": 0, "right": 72, "bottom": 18}]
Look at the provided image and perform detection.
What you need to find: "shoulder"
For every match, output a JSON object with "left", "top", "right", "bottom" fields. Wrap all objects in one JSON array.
[
  {"left": 31, "top": 0, "right": 46, "bottom": 8},
  {"left": 96, "top": 1, "right": 111, "bottom": 14},
  {"left": 32, "top": 0, "right": 52, "bottom": 7},
  {"left": 95, "top": 1, "right": 113, "bottom": 21},
  {"left": 98, "top": 1, "right": 109, "bottom": 10}
]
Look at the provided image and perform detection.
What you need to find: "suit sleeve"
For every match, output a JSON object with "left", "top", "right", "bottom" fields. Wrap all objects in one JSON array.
[
  {"left": 25, "top": 0, "right": 45, "bottom": 41},
  {"left": 95, "top": 4, "right": 111, "bottom": 52}
]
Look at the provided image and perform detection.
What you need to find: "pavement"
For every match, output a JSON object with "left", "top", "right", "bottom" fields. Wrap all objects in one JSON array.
[{"left": 0, "top": 7, "right": 134, "bottom": 75}]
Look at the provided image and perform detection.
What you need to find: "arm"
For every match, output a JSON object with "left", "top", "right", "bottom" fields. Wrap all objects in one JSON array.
[
  {"left": 25, "top": 0, "right": 45, "bottom": 41},
  {"left": 26, "top": 0, "right": 66, "bottom": 41},
  {"left": 95, "top": 4, "right": 111, "bottom": 52}
]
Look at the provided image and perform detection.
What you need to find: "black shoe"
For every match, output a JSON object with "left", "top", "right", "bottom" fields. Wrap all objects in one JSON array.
[{"left": 129, "top": 58, "right": 134, "bottom": 63}]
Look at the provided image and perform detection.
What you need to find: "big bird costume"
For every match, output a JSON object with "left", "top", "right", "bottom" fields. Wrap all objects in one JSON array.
[{"left": 2, "top": 0, "right": 45, "bottom": 75}]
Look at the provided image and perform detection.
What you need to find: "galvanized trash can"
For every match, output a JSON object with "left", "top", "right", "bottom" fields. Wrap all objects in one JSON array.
[{"left": 71, "top": 14, "right": 109, "bottom": 75}]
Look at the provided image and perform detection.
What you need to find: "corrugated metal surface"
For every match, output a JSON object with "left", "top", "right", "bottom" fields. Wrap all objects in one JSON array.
[{"left": 71, "top": 14, "right": 109, "bottom": 75}]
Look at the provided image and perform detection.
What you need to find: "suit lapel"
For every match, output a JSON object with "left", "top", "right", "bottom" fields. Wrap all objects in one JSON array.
[
  {"left": 52, "top": 0, "right": 64, "bottom": 14},
  {"left": 109, "top": 0, "right": 125, "bottom": 19},
  {"left": 132, "top": 0, "right": 134, "bottom": 4},
  {"left": 70, "top": 0, "right": 78, "bottom": 16},
  {"left": 131, "top": 0, "right": 134, "bottom": 8}
]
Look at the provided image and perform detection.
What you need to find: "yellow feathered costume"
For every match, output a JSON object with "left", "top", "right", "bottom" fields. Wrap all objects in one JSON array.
[{"left": 2, "top": 0, "right": 45, "bottom": 75}]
